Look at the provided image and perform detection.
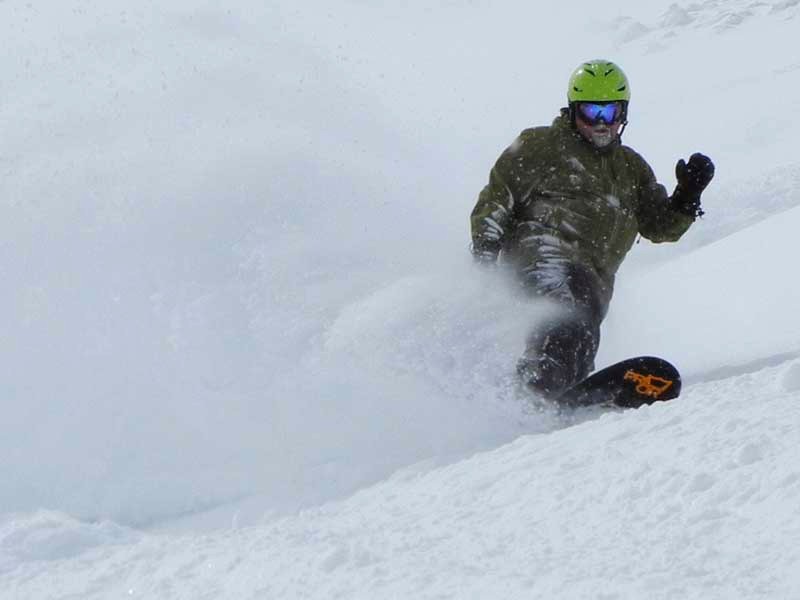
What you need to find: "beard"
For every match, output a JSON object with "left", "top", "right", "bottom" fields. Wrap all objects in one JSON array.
[{"left": 589, "top": 126, "right": 615, "bottom": 147}]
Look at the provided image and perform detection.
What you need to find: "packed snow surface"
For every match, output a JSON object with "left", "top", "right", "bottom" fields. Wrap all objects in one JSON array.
[
  {"left": 2, "top": 0, "right": 800, "bottom": 598},
  {"left": 5, "top": 363, "right": 800, "bottom": 599}
]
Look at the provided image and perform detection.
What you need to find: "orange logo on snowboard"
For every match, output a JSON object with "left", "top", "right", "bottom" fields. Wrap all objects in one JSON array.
[{"left": 624, "top": 370, "right": 673, "bottom": 399}]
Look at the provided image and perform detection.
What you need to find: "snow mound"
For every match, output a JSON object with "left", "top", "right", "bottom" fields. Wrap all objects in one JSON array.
[{"left": 0, "top": 512, "right": 137, "bottom": 575}]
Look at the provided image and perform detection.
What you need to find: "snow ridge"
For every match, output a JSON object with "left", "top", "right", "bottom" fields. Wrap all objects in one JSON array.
[{"left": 615, "top": 0, "right": 799, "bottom": 46}]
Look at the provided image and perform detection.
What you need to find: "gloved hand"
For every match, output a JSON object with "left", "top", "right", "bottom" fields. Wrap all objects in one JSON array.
[
  {"left": 471, "top": 241, "right": 499, "bottom": 266},
  {"left": 672, "top": 152, "right": 715, "bottom": 219},
  {"left": 676, "top": 153, "right": 715, "bottom": 193}
]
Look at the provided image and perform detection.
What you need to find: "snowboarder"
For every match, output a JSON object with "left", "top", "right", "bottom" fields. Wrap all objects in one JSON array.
[{"left": 470, "top": 60, "right": 715, "bottom": 399}]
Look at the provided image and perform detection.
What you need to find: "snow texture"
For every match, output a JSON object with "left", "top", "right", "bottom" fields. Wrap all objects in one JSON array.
[
  {"left": 1, "top": 0, "right": 800, "bottom": 598},
  {"left": 5, "top": 365, "right": 800, "bottom": 599}
]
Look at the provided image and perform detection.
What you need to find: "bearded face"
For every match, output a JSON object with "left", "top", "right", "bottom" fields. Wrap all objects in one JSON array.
[
  {"left": 576, "top": 120, "right": 621, "bottom": 148},
  {"left": 573, "top": 101, "right": 625, "bottom": 148}
]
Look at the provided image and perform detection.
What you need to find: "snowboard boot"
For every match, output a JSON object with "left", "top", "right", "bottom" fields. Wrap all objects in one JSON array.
[{"left": 517, "top": 316, "right": 600, "bottom": 399}]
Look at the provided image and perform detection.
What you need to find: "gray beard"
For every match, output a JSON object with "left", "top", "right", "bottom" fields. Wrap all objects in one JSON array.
[{"left": 590, "top": 129, "right": 615, "bottom": 147}]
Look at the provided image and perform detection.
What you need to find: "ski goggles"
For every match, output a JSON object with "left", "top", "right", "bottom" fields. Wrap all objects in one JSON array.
[{"left": 576, "top": 101, "right": 625, "bottom": 125}]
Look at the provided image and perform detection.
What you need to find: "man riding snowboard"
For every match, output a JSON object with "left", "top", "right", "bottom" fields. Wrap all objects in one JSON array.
[{"left": 470, "top": 60, "right": 715, "bottom": 399}]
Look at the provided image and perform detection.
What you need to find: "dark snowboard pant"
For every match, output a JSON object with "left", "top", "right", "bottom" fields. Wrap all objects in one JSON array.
[{"left": 515, "top": 262, "right": 607, "bottom": 398}]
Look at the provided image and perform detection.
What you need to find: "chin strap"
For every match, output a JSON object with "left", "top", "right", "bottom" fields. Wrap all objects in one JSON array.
[
  {"left": 617, "top": 119, "right": 628, "bottom": 142},
  {"left": 617, "top": 102, "right": 629, "bottom": 141}
]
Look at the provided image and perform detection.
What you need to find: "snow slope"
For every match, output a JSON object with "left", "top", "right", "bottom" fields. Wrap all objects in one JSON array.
[
  {"left": 5, "top": 362, "right": 800, "bottom": 599},
  {"left": 600, "top": 203, "right": 800, "bottom": 377},
  {"left": 2, "top": 0, "right": 800, "bottom": 597}
]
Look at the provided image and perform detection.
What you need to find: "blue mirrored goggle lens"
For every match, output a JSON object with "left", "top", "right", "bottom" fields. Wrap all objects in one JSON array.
[{"left": 577, "top": 102, "right": 622, "bottom": 124}]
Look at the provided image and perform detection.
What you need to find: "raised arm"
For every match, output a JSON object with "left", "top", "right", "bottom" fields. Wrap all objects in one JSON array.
[{"left": 635, "top": 152, "right": 714, "bottom": 243}]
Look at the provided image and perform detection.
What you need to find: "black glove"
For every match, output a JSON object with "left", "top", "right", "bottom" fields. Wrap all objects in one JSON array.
[
  {"left": 671, "top": 153, "right": 715, "bottom": 219},
  {"left": 677, "top": 153, "right": 715, "bottom": 193}
]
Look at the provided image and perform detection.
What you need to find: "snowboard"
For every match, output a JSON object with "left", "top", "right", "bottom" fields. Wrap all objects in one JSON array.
[{"left": 555, "top": 356, "right": 681, "bottom": 409}]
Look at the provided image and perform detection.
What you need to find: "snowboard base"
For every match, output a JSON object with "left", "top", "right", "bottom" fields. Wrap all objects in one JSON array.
[{"left": 555, "top": 356, "right": 681, "bottom": 409}]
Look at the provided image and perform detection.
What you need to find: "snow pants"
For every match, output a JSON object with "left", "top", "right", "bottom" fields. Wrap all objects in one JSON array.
[{"left": 515, "top": 262, "right": 609, "bottom": 398}]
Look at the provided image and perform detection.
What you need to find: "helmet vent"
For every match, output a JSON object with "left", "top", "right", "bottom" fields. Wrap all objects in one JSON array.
[{"left": 568, "top": 60, "right": 630, "bottom": 103}]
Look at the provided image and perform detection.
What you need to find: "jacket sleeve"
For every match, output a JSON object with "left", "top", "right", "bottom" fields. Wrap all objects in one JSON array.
[
  {"left": 470, "top": 136, "right": 526, "bottom": 258},
  {"left": 634, "top": 154, "right": 694, "bottom": 243}
]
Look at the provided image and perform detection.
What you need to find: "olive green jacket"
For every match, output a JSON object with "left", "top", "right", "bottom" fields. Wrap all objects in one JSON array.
[{"left": 471, "top": 110, "right": 693, "bottom": 313}]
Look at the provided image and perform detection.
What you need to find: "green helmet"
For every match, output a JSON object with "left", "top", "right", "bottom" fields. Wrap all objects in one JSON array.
[{"left": 567, "top": 60, "right": 630, "bottom": 103}]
